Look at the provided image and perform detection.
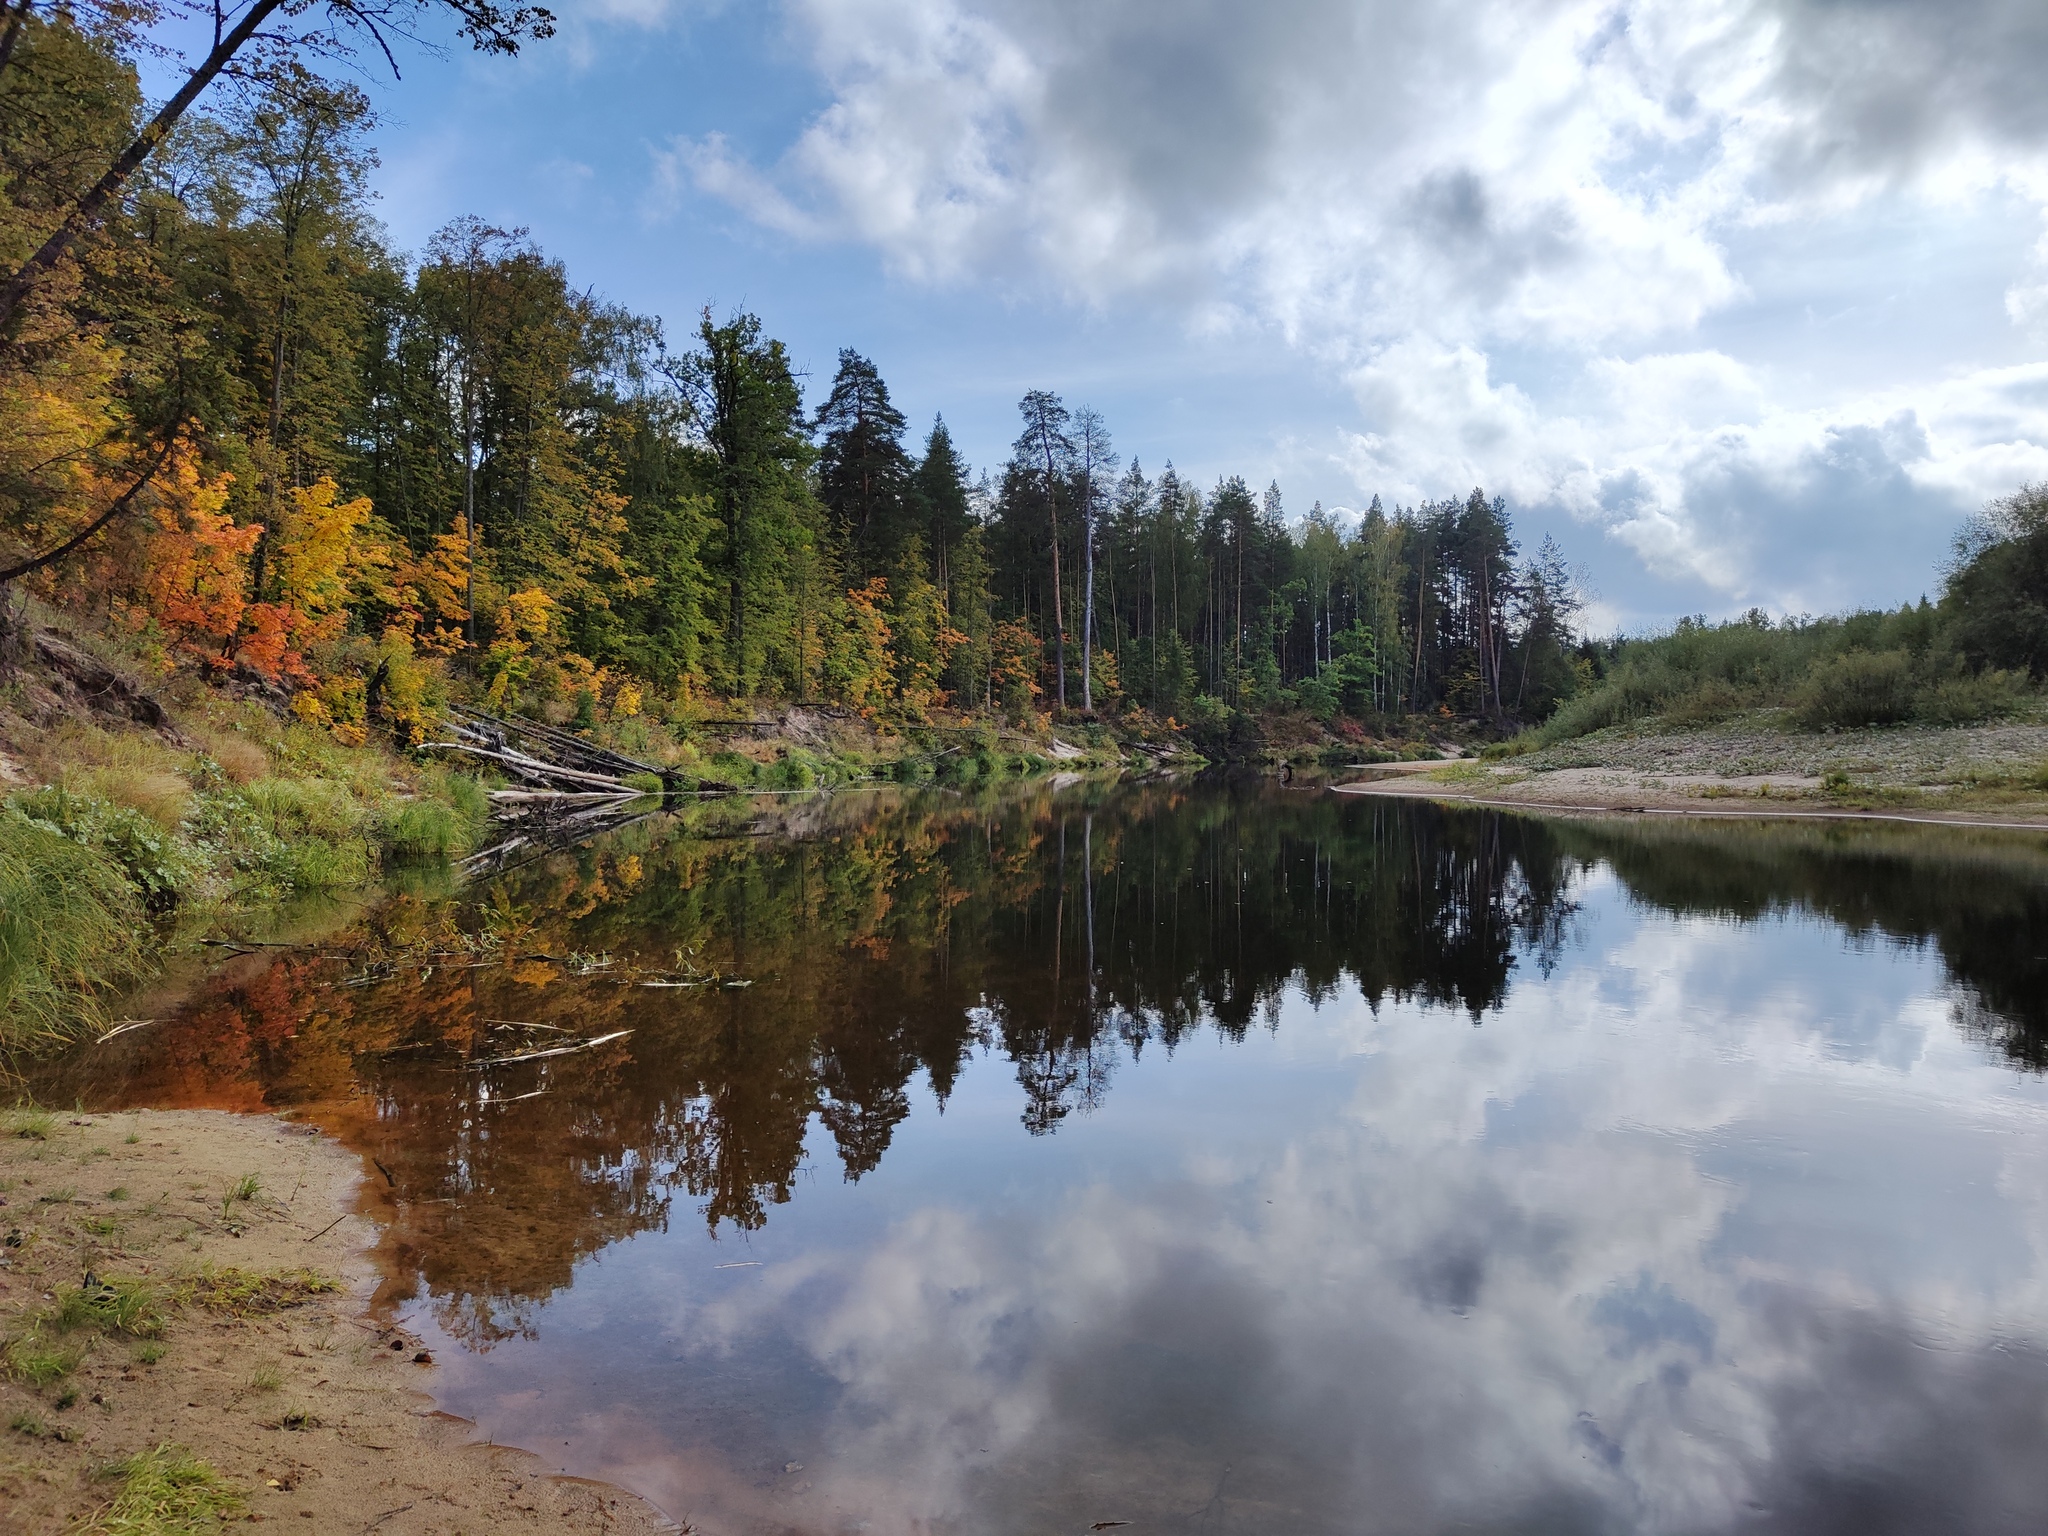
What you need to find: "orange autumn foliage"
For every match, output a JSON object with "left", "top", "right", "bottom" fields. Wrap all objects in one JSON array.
[{"left": 121, "top": 444, "right": 257, "bottom": 669}]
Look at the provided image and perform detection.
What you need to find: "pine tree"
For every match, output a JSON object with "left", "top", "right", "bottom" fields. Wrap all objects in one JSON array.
[{"left": 815, "top": 350, "right": 910, "bottom": 577}]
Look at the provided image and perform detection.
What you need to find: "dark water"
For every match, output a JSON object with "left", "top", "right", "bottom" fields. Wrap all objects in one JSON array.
[{"left": 35, "top": 779, "right": 2048, "bottom": 1535}]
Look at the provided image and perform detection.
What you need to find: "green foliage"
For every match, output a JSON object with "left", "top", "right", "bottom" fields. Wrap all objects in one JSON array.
[
  {"left": 1795, "top": 650, "right": 1917, "bottom": 729},
  {"left": 765, "top": 748, "right": 823, "bottom": 790},
  {"left": 10, "top": 787, "right": 197, "bottom": 912},
  {"left": 1535, "top": 603, "right": 2038, "bottom": 744},
  {"left": 1944, "top": 484, "right": 2048, "bottom": 677},
  {"left": 704, "top": 750, "right": 759, "bottom": 787}
]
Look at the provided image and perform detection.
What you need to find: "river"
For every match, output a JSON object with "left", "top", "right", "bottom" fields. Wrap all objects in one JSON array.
[{"left": 34, "top": 777, "right": 2048, "bottom": 1534}]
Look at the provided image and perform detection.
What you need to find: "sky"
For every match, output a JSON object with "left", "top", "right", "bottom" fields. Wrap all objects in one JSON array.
[{"left": 163, "top": 0, "right": 2048, "bottom": 630}]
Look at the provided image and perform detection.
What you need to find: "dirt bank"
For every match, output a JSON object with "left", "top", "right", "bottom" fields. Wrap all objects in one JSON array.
[{"left": 0, "top": 1106, "right": 677, "bottom": 1534}]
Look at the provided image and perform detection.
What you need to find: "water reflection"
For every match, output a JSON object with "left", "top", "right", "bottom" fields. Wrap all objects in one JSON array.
[{"left": 34, "top": 781, "right": 2048, "bottom": 1534}]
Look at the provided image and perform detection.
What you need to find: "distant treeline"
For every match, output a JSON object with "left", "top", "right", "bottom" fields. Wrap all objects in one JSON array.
[
  {"left": 1529, "top": 483, "right": 2048, "bottom": 745},
  {"left": 0, "top": 11, "right": 1584, "bottom": 736}
]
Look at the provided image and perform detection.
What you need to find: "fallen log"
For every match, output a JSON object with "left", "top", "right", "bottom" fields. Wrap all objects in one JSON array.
[{"left": 418, "top": 741, "right": 632, "bottom": 793}]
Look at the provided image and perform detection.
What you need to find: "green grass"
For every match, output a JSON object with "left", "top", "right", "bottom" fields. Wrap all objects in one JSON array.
[
  {"left": 7, "top": 1103, "right": 55, "bottom": 1139},
  {"left": 4, "top": 1273, "right": 170, "bottom": 1387},
  {"left": 245, "top": 1362, "right": 283, "bottom": 1393},
  {"left": 0, "top": 745, "right": 488, "bottom": 1048},
  {"left": 54, "top": 1277, "right": 166, "bottom": 1338},
  {"left": 134, "top": 1341, "right": 165, "bottom": 1365},
  {"left": 4, "top": 1334, "right": 84, "bottom": 1385},
  {"left": 378, "top": 778, "right": 488, "bottom": 861},
  {"left": 0, "top": 812, "right": 147, "bottom": 1048},
  {"left": 86, "top": 1444, "right": 244, "bottom": 1534}
]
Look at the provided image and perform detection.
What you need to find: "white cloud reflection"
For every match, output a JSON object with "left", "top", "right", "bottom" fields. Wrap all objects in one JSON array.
[{"left": 557, "top": 892, "right": 2048, "bottom": 1533}]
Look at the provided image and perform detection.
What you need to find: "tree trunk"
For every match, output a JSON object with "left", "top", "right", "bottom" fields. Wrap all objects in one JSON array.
[{"left": 0, "top": 0, "right": 286, "bottom": 335}]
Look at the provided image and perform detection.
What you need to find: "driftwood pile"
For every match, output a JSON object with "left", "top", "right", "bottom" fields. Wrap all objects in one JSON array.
[{"left": 420, "top": 705, "right": 711, "bottom": 811}]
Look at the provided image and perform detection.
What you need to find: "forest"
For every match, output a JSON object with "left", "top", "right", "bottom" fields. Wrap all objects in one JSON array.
[{"left": 0, "top": 4, "right": 1589, "bottom": 744}]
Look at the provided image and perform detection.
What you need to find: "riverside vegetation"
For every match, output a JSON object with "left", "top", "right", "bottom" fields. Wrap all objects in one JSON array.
[{"left": 3, "top": 4, "right": 2047, "bottom": 1047}]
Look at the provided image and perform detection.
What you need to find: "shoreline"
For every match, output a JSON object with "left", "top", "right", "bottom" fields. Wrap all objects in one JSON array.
[
  {"left": 1332, "top": 771, "right": 2048, "bottom": 831},
  {"left": 0, "top": 1106, "right": 677, "bottom": 1534}
]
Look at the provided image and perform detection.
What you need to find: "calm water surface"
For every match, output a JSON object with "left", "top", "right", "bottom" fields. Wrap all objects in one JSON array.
[{"left": 38, "top": 780, "right": 2048, "bottom": 1535}]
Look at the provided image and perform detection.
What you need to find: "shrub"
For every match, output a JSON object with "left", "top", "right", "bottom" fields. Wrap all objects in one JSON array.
[
  {"left": 1914, "top": 669, "right": 2029, "bottom": 726},
  {"left": 704, "top": 750, "right": 758, "bottom": 787},
  {"left": 1794, "top": 650, "right": 1916, "bottom": 729},
  {"left": 10, "top": 787, "right": 196, "bottom": 911},
  {"left": 765, "top": 749, "right": 819, "bottom": 790}
]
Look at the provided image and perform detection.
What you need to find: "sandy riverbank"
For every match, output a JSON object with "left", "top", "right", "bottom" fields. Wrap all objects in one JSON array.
[
  {"left": 1335, "top": 760, "right": 2048, "bottom": 830},
  {"left": 0, "top": 1106, "right": 676, "bottom": 1534}
]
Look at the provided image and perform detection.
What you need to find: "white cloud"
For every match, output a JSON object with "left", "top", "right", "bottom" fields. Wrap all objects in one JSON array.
[{"left": 647, "top": 0, "right": 2048, "bottom": 616}]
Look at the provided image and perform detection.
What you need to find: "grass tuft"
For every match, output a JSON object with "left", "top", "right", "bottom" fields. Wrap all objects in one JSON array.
[
  {"left": 7, "top": 1102, "right": 55, "bottom": 1139},
  {"left": 182, "top": 1267, "right": 340, "bottom": 1318},
  {"left": 0, "top": 812, "right": 146, "bottom": 1048},
  {"left": 55, "top": 1276, "right": 166, "bottom": 1338},
  {"left": 87, "top": 1444, "right": 244, "bottom": 1534},
  {"left": 4, "top": 1332, "right": 84, "bottom": 1385}
]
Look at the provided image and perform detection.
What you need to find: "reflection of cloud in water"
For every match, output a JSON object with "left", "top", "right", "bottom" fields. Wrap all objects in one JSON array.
[
  {"left": 627, "top": 903, "right": 2048, "bottom": 1534},
  {"left": 40, "top": 789, "right": 2048, "bottom": 1531}
]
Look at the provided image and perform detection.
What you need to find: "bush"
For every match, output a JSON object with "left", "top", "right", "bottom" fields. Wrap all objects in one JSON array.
[
  {"left": 1294, "top": 674, "right": 1339, "bottom": 723},
  {"left": 1794, "top": 650, "right": 1916, "bottom": 729},
  {"left": 10, "top": 787, "right": 196, "bottom": 911},
  {"left": 704, "top": 750, "right": 758, "bottom": 787},
  {"left": 0, "top": 809, "right": 147, "bottom": 1045},
  {"left": 765, "top": 749, "right": 819, "bottom": 790},
  {"left": 1914, "top": 669, "right": 2029, "bottom": 726}
]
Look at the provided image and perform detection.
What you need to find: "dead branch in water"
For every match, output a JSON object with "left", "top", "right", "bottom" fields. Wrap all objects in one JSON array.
[{"left": 463, "top": 1030, "right": 633, "bottom": 1069}]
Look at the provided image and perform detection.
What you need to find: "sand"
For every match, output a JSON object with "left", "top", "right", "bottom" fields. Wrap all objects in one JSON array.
[
  {"left": 0, "top": 1107, "right": 679, "bottom": 1534},
  {"left": 1335, "top": 761, "right": 2048, "bottom": 829}
]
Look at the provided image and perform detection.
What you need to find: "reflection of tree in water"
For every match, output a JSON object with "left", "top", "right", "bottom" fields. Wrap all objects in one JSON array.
[
  {"left": 44, "top": 783, "right": 2048, "bottom": 1335},
  {"left": 1553, "top": 818, "right": 2048, "bottom": 1071}
]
